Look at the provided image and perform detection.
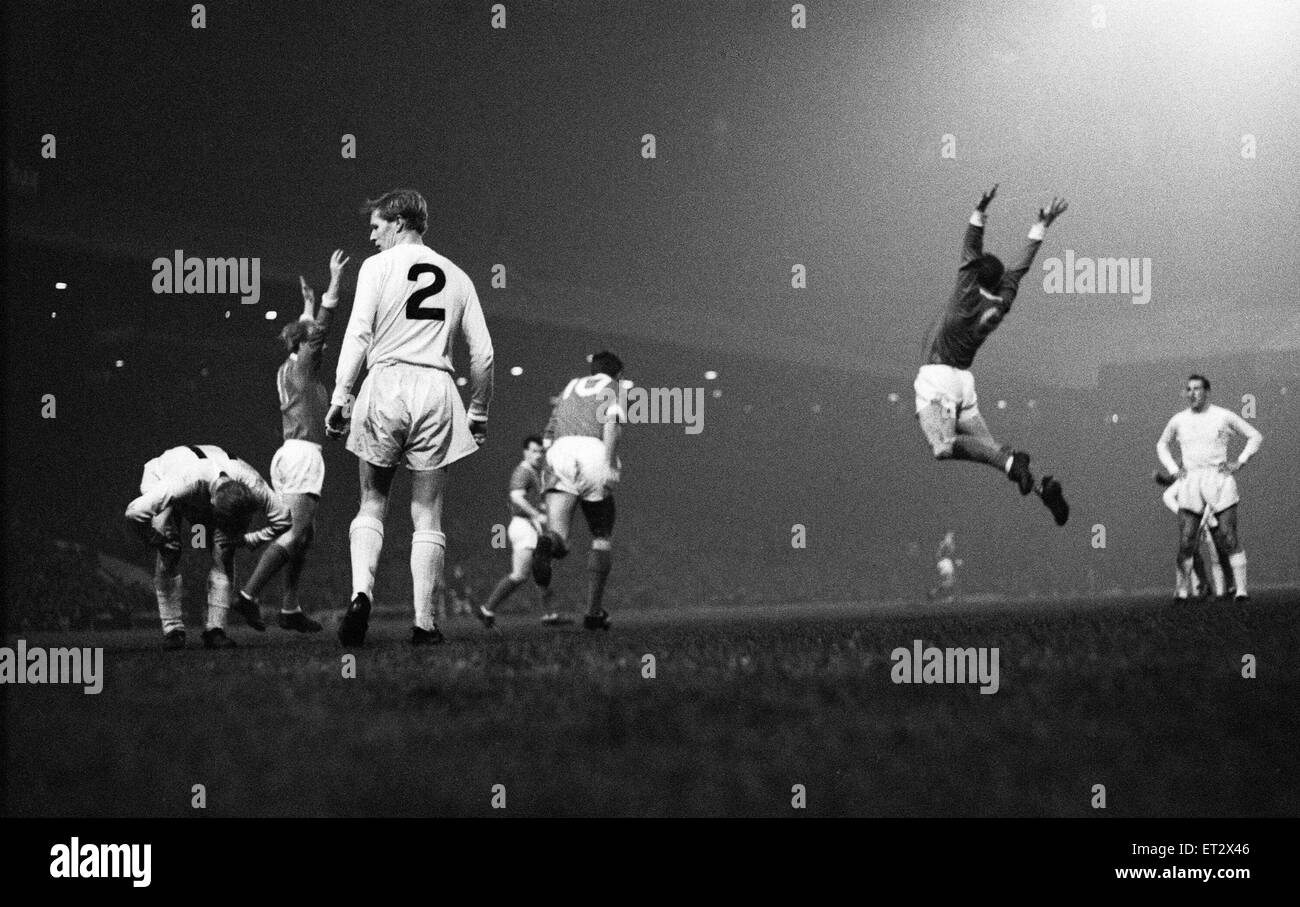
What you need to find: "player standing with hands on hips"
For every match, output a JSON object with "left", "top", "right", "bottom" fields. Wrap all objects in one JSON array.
[
  {"left": 326, "top": 189, "right": 494, "bottom": 646},
  {"left": 914, "top": 184, "right": 1070, "bottom": 525},
  {"left": 1156, "top": 374, "right": 1261, "bottom": 602}
]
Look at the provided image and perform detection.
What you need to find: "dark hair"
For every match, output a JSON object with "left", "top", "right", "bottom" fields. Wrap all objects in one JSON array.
[
  {"left": 361, "top": 188, "right": 428, "bottom": 235},
  {"left": 279, "top": 320, "right": 310, "bottom": 352},
  {"left": 973, "top": 254, "right": 1005, "bottom": 293},
  {"left": 522, "top": 434, "right": 544, "bottom": 449},
  {"left": 590, "top": 350, "right": 623, "bottom": 378},
  {"left": 212, "top": 480, "right": 258, "bottom": 531},
  {"left": 1188, "top": 374, "right": 1210, "bottom": 392}
]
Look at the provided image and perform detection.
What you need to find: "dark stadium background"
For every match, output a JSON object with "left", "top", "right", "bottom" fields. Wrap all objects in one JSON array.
[{"left": 4, "top": 0, "right": 1298, "bottom": 624}]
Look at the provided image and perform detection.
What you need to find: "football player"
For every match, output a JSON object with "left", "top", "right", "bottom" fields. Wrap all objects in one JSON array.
[
  {"left": 326, "top": 189, "right": 494, "bottom": 646},
  {"left": 530, "top": 351, "right": 625, "bottom": 631},
  {"left": 474, "top": 435, "right": 559, "bottom": 628},
  {"left": 235, "top": 250, "right": 348, "bottom": 633},
  {"left": 1152, "top": 468, "right": 1230, "bottom": 600},
  {"left": 915, "top": 184, "right": 1070, "bottom": 525},
  {"left": 125, "top": 444, "right": 291, "bottom": 649},
  {"left": 1156, "top": 374, "right": 1262, "bottom": 602}
]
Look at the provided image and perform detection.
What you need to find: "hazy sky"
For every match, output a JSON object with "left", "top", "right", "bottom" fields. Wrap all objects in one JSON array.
[{"left": 7, "top": 0, "right": 1298, "bottom": 386}]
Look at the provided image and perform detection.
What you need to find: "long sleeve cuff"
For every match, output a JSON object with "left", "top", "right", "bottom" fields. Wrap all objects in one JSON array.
[
  {"left": 1028, "top": 223, "right": 1047, "bottom": 241},
  {"left": 320, "top": 290, "right": 339, "bottom": 309},
  {"left": 970, "top": 211, "right": 987, "bottom": 227}
]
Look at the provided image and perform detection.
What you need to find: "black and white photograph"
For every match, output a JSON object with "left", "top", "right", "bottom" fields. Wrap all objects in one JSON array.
[{"left": 2, "top": 0, "right": 1296, "bottom": 879}]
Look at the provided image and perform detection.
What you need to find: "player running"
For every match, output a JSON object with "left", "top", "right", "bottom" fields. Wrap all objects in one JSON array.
[
  {"left": 915, "top": 184, "right": 1070, "bottom": 525},
  {"left": 473, "top": 435, "right": 560, "bottom": 629},
  {"left": 235, "top": 251, "right": 348, "bottom": 633},
  {"left": 1156, "top": 374, "right": 1262, "bottom": 603},
  {"left": 326, "top": 189, "right": 494, "bottom": 646},
  {"left": 125, "top": 444, "right": 291, "bottom": 649},
  {"left": 529, "top": 351, "right": 625, "bottom": 632}
]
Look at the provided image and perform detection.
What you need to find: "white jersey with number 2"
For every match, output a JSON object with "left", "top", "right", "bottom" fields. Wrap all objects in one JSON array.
[{"left": 332, "top": 243, "right": 493, "bottom": 420}]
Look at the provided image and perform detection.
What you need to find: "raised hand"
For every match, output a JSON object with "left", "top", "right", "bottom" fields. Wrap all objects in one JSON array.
[
  {"left": 1037, "top": 197, "right": 1068, "bottom": 227},
  {"left": 299, "top": 275, "right": 317, "bottom": 311},
  {"left": 329, "top": 249, "right": 350, "bottom": 280},
  {"left": 977, "top": 183, "right": 999, "bottom": 212}
]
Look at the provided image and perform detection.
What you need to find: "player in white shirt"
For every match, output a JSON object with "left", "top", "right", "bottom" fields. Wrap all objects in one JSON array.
[
  {"left": 125, "top": 444, "right": 291, "bottom": 649},
  {"left": 325, "top": 189, "right": 494, "bottom": 646},
  {"left": 1156, "top": 374, "right": 1262, "bottom": 602}
]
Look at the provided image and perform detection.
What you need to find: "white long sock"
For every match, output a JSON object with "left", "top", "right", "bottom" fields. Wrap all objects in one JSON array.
[
  {"left": 350, "top": 515, "right": 385, "bottom": 599},
  {"left": 155, "top": 573, "right": 184, "bottom": 634},
  {"left": 1229, "top": 551, "right": 1248, "bottom": 596},
  {"left": 206, "top": 567, "right": 231, "bottom": 630},
  {"left": 1210, "top": 559, "right": 1226, "bottom": 597},
  {"left": 411, "top": 530, "right": 446, "bottom": 631},
  {"left": 1175, "top": 557, "right": 1194, "bottom": 598}
]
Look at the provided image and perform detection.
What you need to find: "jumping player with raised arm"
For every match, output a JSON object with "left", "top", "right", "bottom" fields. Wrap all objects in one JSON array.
[
  {"left": 529, "top": 351, "right": 625, "bottom": 632},
  {"left": 125, "top": 444, "right": 291, "bottom": 649},
  {"left": 234, "top": 250, "right": 348, "bottom": 633},
  {"left": 915, "top": 184, "right": 1070, "bottom": 525},
  {"left": 326, "top": 189, "right": 494, "bottom": 647},
  {"left": 1156, "top": 374, "right": 1262, "bottom": 602}
]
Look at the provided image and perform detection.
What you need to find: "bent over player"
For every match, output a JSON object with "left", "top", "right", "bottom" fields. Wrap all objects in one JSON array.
[
  {"left": 326, "top": 188, "right": 494, "bottom": 646},
  {"left": 125, "top": 444, "right": 291, "bottom": 649},
  {"left": 915, "top": 184, "right": 1069, "bottom": 525},
  {"left": 1156, "top": 374, "right": 1262, "bottom": 602},
  {"left": 235, "top": 250, "right": 348, "bottom": 632},
  {"left": 530, "top": 351, "right": 625, "bottom": 631},
  {"left": 473, "top": 435, "right": 559, "bottom": 628}
]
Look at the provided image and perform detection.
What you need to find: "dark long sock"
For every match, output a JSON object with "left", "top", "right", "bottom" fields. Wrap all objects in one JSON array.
[{"left": 587, "top": 548, "right": 612, "bottom": 614}]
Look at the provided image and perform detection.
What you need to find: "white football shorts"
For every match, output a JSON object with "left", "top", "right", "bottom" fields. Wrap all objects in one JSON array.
[
  {"left": 914, "top": 363, "right": 979, "bottom": 418},
  {"left": 508, "top": 515, "right": 539, "bottom": 551},
  {"left": 1169, "top": 467, "right": 1239, "bottom": 515},
  {"left": 271, "top": 439, "right": 326, "bottom": 496},
  {"left": 545, "top": 436, "right": 616, "bottom": 502},
  {"left": 347, "top": 363, "right": 479, "bottom": 471}
]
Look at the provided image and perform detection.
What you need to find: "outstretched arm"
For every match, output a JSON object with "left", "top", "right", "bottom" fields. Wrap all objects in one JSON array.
[
  {"left": 962, "top": 184, "right": 998, "bottom": 265},
  {"left": 999, "top": 197, "right": 1068, "bottom": 308}
]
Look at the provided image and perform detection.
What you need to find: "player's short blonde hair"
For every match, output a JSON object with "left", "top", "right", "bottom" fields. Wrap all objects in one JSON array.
[{"left": 362, "top": 188, "right": 428, "bottom": 235}]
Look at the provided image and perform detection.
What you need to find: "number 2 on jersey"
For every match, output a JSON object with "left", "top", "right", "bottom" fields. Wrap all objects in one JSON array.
[{"left": 405, "top": 263, "right": 446, "bottom": 320}]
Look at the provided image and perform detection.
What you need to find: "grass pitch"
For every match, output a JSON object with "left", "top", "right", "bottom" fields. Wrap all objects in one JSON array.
[{"left": 5, "top": 591, "right": 1297, "bottom": 817}]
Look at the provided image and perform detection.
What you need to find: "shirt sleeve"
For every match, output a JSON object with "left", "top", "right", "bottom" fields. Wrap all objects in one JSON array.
[
  {"left": 1226, "top": 411, "right": 1263, "bottom": 464},
  {"left": 332, "top": 256, "right": 382, "bottom": 407},
  {"left": 459, "top": 280, "right": 494, "bottom": 421},
  {"left": 125, "top": 480, "right": 183, "bottom": 525},
  {"left": 996, "top": 231, "right": 1045, "bottom": 312},
  {"left": 1156, "top": 416, "right": 1181, "bottom": 475},
  {"left": 961, "top": 211, "right": 986, "bottom": 266}
]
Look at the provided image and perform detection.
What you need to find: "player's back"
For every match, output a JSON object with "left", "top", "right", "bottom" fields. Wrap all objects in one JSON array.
[
  {"left": 357, "top": 243, "right": 480, "bottom": 373},
  {"left": 546, "top": 374, "right": 621, "bottom": 441}
]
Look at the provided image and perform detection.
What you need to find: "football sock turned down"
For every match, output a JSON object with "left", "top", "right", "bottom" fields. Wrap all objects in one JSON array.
[
  {"left": 484, "top": 575, "right": 523, "bottom": 614},
  {"left": 155, "top": 573, "right": 184, "bottom": 634},
  {"left": 411, "top": 530, "right": 446, "bottom": 631},
  {"left": 206, "top": 567, "right": 231, "bottom": 630},
  {"left": 350, "top": 515, "right": 385, "bottom": 600},
  {"left": 243, "top": 541, "right": 290, "bottom": 599},
  {"left": 1229, "top": 551, "right": 1248, "bottom": 596}
]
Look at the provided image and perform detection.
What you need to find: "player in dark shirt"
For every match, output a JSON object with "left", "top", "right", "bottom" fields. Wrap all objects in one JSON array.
[
  {"left": 914, "top": 185, "right": 1070, "bottom": 525},
  {"left": 235, "top": 250, "right": 348, "bottom": 630}
]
